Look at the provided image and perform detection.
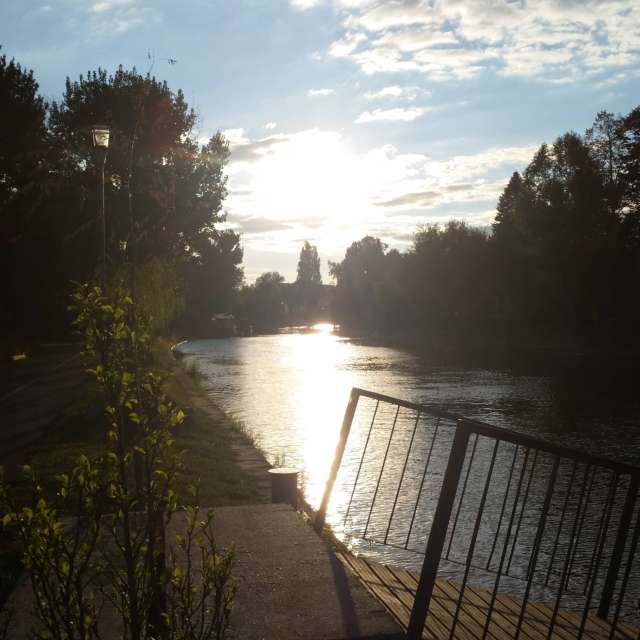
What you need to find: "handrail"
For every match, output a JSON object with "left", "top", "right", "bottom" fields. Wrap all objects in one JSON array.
[
  {"left": 351, "top": 387, "right": 640, "bottom": 475},
  {"left": 317, "top": 387, "right": 640, "bottom": 640}
]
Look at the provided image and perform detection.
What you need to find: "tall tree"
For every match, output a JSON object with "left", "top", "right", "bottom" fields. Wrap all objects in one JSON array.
[
  {"left": 0, "top": 52, "right": 57, "bottom": 346},
  {"left": 47, "top": 65, "right": 241, "bottom": 333},
  {"left": 330, "top": 236, "right": 387, "bottom": 332},
  {"left": 296, "top": 241, "right": 322, "bottom": 286}
]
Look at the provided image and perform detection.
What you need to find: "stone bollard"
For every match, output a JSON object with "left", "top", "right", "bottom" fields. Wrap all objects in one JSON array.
[{"left": 268, "top": 467, "right": 300, "bottom": 508}]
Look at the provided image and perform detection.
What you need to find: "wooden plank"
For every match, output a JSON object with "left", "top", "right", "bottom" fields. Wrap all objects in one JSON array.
[
  {"left": 337, "top": 554, "right": 412, "bottom": 630},
  {"left": 338, "top": 553, "right": 640, "bottom": 640},
  {"left": 388, "top": 565, "right": 462, "bottom": 640},
  {"left": 392, "top": 563, "right": 543, "bottom": 640}
]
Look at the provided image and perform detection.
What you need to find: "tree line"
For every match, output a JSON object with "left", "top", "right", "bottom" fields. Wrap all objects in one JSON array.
[
  {"left": 1, "top": 52, "right": 242, "bottom": 352},
  {"left": 329, "top": 108, "right": 640, "bottom": 357},
  {"left": 3, "top": 48, "right": 639, "bottom": 357}
]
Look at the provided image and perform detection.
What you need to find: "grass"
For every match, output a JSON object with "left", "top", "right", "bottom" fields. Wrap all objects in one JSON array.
[{"left": 0, "top": 338, "right": 262, "bottom": 607}]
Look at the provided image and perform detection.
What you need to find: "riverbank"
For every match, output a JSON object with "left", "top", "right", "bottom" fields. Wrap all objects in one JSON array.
[{"left": 0, "top": 337, "right": 270, "bottom": 609}]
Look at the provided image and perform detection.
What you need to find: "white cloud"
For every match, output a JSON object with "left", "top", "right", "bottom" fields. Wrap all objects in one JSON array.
[
  {"left": 289, "top": 0, "right": 324, "bottom": 8},
  {"left": 222, "top": 128, "right": 251, "bottom": 146},
  {"left": 320, "top": 0, "right": 640, "bottom": 83},
  {"left": 264, "top": 122, "right": 277, "bottom": 130},
  {"left": 328, "top": 31, "right": 368, "bottom": 57},
  {"left": 355, "top": 106, "right": 430, "bottom": 123},
  {"left": 307, "top": 88, "right": 336, "bottom": 97},
  {"left": 91, "top": 0, "right": 132, "bottom": 12},
  {"left": 364, "top": 84, "right": 428, "bottom": 100},
  {"left": 224, "top": 126, "right": 536, "bottom": 263}
]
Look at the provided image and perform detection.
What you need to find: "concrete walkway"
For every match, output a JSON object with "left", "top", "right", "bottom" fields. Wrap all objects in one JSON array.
[
  {"left": 7, "top": 505, "right": 402, "bottom": 639},
  {"left": 175, "top": 504, "right": 403, "bottom": 640}
]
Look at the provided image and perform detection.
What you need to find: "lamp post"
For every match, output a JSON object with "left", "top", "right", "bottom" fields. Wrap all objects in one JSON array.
[{"left": 91, "top": 124, "right": 110, "bottom": 289}]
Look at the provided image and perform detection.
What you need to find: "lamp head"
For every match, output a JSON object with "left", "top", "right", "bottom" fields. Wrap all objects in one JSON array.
[{"left": 91, "top": 124, "right": 110, "bottom": 149}]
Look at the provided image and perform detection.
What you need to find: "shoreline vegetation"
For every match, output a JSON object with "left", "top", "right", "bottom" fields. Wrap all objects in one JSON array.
[{"left": 0, "top": 338, "right": 267, "bottom": 612}]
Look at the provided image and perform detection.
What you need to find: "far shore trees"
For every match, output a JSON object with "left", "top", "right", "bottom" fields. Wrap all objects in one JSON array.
[{"left": 330, "top": 106, "right": 640, "bottom": 354}]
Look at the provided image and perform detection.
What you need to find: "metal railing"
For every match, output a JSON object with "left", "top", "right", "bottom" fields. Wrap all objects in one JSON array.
[{"left": 315, "top": 388, "right": 640, "bottom": 640}]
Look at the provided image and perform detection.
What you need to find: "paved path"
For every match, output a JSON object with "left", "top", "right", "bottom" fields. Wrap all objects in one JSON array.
[
  {"left": 173, "top": 504, "right": 403, "bottom": 640},
  {"left": 8, "top": 505, "right": 403, "bottom": 639}
]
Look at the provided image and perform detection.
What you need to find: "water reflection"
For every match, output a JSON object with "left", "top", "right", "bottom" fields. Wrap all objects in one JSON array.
[
  {"left": 180, "top": 332, "right": 640, "bottom": 622},
  {"left": 180, "top": 332, "right": 640, "bottom": 513}
]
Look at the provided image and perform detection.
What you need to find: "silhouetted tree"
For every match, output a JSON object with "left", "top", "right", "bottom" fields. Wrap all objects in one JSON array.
[
  {"left": 235, "top": 271, "right": 285, "bottom": 333},
  {"left": 0, "top": 52, "right": 58, "bottom": 348},
  {"left": 294, "top": 241, "right": 322, "bottom": 321},
  {"left": 296, "top": 241, "right": 322, "bottom": 286},
  {"left": 330, "top": 236, "right": 388, "bottom": 332}
]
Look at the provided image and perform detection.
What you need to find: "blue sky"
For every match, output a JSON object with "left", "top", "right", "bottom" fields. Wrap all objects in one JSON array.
[{"left": 2, "top": 0, "right": 639, "bottom": 281}]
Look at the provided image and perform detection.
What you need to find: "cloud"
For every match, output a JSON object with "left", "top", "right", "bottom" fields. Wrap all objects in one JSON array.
[
  {"left": 222, "top": 128, "right": 250, "bottom": 145},
  {"left": 289, "top": 0, "right": 324, "bottom": 8},
  {"left": 328, "top": 31, "right": 368, "bottom": 57},
  {"left": 306, "top": 88, "right": 336, "bottom": 97},
  {"left": 264, "top": 122, "right": 277, "bottom": 130},
  {"left": 227, "top": 134, "right": 289, "bottom": 163},
  {"left": 364, "top": 84, "right": 428, "bottom": 100},
  {"left": 82, "top": 0, "right": 157, "bottom": 38},
  {"left": 223, "top": 126, "right": 536, "bottom": 265},
  {"left": 234, "top": 216, "right": 292, "bottom": 234},
  {"left": 320, "top": 0, "right": 640, "bottom": 83},
  {"left": 355, "top": 106, "right": 429, "bottom": 123}
]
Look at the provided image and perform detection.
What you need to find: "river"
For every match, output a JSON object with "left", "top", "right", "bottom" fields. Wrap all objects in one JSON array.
[{"left": 177, "top": 327, "right": 640, "bottom": 620}]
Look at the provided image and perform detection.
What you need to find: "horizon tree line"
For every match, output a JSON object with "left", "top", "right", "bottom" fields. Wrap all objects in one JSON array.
[{"left": 2, "top": 46, "right": 639, "bottom": 354}]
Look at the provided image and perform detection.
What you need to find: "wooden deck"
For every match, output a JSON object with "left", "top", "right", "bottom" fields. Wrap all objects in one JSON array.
[{"left": 337, "top": 553, "right": 639, "bottom": 640}]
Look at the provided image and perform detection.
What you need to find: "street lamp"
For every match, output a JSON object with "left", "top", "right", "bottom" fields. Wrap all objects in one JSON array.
[{"left": 91, "top": 124, "right": 110, "bottom": 289}]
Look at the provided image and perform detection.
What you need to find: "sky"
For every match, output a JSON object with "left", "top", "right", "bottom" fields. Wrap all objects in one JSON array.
[{"left": 2, "top": 1, "right": 639, "bottom": 282}]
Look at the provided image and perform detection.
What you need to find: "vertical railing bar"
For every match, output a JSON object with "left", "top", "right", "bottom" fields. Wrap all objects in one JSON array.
[
  {"left": 584, "top": 472, "right": 618, "bottom": 596},
  {"left": 405, "top": 416, "right": 441, "bottom": 549},
  {"left": 407, "top": 420, "right": 471, "bottom": 640},
  {"left": 514, "top": 455, "right": 560, "bottom": 640},
  {"left": 445, "top": 432, "right": 479, "bottom": 560},
  {"left": 545, "top": 458, "right": 578, "bottom": 587},
  {"left": 384, "top": 409, "right": 421, "bottom": 545},
  {"left": 566, "top": 465, "right": 597, "bottom": 590},
  {"left": 607, "top": 503, "right": 640, "bottom": 639},
  {"left": 549, "top": 463, "right": 592, "bottom": 636},
  {"left": 315, "top": 388, "right": 360, "bottom": 533},
  {"left": 598, "top": 473, "right": 639, "bottom": 620},
  {"left": 342, "top": 399, "right": 379, "bottom": 528},
  {"left": 486, "top": 445, "right": 519, "bottom": 571},
  {"left": 482, "top": 446, "right": 530, "bottom": 640},
  {"left": 450, "top": 438, "right": 500, "bottom": 640},
  {"left": 363, "top": 404, "right": 401, "bottom": 540},
  {"left": 578, "top": 472, "right": 619, "bottom": 638},
  {"left": 507, "top": 448, "right": 539, "bottom": 576}
]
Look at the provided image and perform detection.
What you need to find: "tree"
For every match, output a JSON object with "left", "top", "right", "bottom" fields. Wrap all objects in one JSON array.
[
  {"left": 330, "top": 236, "right": 388, "bottom": 332},
  {"left": 406, "top": 221, "right": 492, "bottom": 342},
  {"left": 296, "top": 241, "right": 322, "bottom": 286},
  {"left": 42, "top": 64, "right": 238, "bottom": 335},
  {"left": 0, "top": 52, "right": 55, "bottom": 348},
  {"left": 235, "top": 272, "right": 286, "bottom": 332}
]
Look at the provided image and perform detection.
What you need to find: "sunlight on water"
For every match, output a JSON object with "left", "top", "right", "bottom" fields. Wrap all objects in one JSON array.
[
  {"left": 178, "top": 333, "right": 640, "bottom": 624},
  {"left": 311, "top": 322, "right": 335, "bottom": 333}
]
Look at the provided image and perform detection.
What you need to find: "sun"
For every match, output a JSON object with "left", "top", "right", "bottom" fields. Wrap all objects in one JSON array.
[{"left": 251, "top": 130, "right": 369, "bottom": 223}]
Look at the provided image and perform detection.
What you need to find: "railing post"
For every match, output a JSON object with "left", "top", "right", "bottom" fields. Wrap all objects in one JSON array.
[
  {"left": 406, "top": 420, "right": 471, "bottom": 640},
  {"left": 597, "top": 473, "right": 639, "bottom": 620},
  {"left": 314, "top": 388, "right": 359, "bottom": 533}
]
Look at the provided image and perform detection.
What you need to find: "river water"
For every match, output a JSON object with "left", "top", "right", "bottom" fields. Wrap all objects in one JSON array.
[{"left": 177, "top": 327, "right": 640, "bottom": 621}]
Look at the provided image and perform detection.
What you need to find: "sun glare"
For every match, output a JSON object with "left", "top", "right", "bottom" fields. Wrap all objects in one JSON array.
[
  {"left": 312, "top": 322, "right": 334, "bottom": 333},
  {"left": 251, "top": 130, "right": 370, "bottom": 225}
]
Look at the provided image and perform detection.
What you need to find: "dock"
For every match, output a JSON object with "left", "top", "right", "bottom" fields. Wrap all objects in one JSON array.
[{"left": 338, "top": 553, "right": 640, "bottom": 640}]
